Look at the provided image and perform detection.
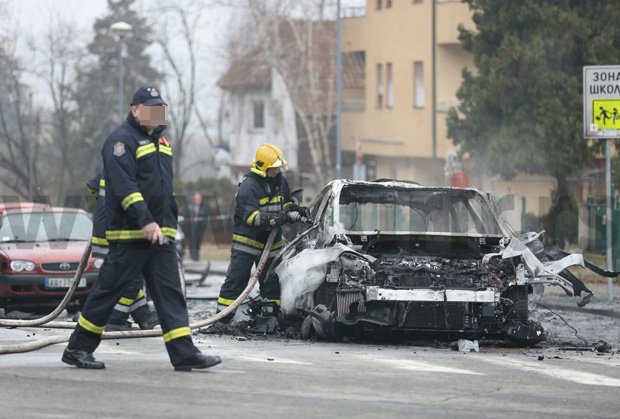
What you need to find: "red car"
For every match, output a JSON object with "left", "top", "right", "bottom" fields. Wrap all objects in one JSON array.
[{"left": 0, "top": 204, "right": 101, "bottom": 314}]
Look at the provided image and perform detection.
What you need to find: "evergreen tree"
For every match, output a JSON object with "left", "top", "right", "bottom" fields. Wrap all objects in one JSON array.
[
  {"left": 73, "top": 0, "right": 160, "bottom": 173},
  {"left": 447, "top": 0, "right": 620, "bottom": 243}
]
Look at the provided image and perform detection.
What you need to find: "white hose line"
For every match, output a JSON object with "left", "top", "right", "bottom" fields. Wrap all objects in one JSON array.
[
  {"left": 0, "top": 243, "right": 92, "bottom": 327},
  {"left": 0, "top": 230, "right": 277, "bottom": 355}
]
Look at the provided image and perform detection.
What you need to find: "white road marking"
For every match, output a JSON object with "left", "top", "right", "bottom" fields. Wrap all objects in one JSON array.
[
  {"left": 481, "top": 356, "right": 620, "bottom": 387},
  {"left": 570, "top": 356, "right": 620, "bottom": 368},
  {"left": 355, "top": 354, "right": 483, "bottom": 375},
  {"left": 238, "top": 355, "right": 313, "bottom": 365}
]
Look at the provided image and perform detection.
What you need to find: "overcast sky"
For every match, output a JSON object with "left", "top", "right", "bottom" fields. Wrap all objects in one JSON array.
[{"left": 4, "top": 0, "right": 366, "bottom": 157}]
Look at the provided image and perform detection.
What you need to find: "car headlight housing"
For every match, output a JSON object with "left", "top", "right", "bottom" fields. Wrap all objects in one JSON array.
[
  {"left": 93, "top": 258, "right": 104, "bottom": 269},
  {"left": 10, "top": 260, "right": 36, "bottom": 272}
]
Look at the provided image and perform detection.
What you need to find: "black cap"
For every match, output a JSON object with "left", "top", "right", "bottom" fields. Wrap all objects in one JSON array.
[{"left": 130, "top": 86, "right": 167, "bottom": 106}]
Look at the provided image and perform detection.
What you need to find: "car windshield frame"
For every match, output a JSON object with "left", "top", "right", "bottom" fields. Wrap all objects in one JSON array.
[
  {"left": 0, "top": 210, "right": 92, "bottom": 243},
  {"left": 325, "top": 184, "right": 503, "bottom": 237}
]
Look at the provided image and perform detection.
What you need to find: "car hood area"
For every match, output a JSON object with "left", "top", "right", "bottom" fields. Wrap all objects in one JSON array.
[{"left": 0, "top": 241, "right": 90, "bottom": 265}]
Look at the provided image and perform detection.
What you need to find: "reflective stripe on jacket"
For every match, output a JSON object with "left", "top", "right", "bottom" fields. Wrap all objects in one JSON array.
[
  {"left": 102, "top": 113, "right": 179, "bottom": 243},
  {"left": 231, "top": 170, "right": 292, "bottom": 255},
  {"left": 87, "top": 171, "right": 109, "bottom": 257}
]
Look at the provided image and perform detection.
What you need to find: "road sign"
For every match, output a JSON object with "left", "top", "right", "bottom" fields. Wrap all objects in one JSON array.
[
  {"left": 584, "top": 65, "right": 620, "bottom": 138},
  {"left": 583, "top": 65, "right": 618, "bottom": 301}
]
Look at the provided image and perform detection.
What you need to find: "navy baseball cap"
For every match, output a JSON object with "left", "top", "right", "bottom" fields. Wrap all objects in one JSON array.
[{"left": 131, "top": 86, "right": 168, "bottom": 106}]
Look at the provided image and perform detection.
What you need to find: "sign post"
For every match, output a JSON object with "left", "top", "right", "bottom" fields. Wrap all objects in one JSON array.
[{"left": 584, "top": 65, "right": 620, "bottom": 301}]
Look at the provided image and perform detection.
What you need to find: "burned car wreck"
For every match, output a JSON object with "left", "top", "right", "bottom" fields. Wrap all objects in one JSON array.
[{"left": 263, "top": 180, "right": 613, "bottom": 346}]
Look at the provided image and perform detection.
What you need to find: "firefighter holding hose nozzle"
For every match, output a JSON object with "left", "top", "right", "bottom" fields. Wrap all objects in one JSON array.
[{"left": 211, "top": 144, "right": 309, "bottom": 330}]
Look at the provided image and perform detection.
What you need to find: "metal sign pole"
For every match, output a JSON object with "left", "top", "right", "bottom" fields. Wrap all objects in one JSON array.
[
  {"left": 606, "top": 138, "right": 614, "bottom": 301},
  {"left": 583, "top": 65, "right": 620, "bottom": 302}
]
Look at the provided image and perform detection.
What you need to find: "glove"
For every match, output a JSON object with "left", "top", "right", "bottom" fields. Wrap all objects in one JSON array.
[
  {"left": 288, "top": 204, "right": 310, "bottom": 219},
  {"left": 258, "top": 211, "right": 288, "bottom": 229},
  {"left": 287, "top": 211, "right": 301, "bottom": 222}
]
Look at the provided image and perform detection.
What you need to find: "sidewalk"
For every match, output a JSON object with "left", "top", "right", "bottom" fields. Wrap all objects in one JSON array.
[{"left": 531, "top": 281, "right": 620, "bottom": 346}]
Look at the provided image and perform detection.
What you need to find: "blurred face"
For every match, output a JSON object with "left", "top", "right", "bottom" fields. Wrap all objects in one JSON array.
[
  {"left": 266, "top": 167, "right": 281, "bottom": 178},
  {"left": 131, "top": 104, "right": 167, "bottom": 129}
]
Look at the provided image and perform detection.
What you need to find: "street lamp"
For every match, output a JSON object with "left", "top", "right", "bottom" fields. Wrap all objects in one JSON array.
[{"left": 110, "top": 21, "right": 132, "bottom": 119}]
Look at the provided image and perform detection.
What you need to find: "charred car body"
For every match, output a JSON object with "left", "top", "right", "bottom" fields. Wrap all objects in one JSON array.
[{"left": 266, "top": 180, "right": 608, "bottom": 345}]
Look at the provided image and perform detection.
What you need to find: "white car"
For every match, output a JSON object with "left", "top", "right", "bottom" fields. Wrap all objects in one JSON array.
[{"left": 265, "top": 180, "right": 605, "bottom": 345}]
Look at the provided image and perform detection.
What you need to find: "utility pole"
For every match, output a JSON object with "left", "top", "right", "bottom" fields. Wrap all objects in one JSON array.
[
  {"left": 335, "top": 0, "right": 342, "bottom": 179},
  {"left": 28, "top": 91, "right": 34, "bottom": 201},
  {"left": 431, "top": 0, "right": 437, "bottom": 160}
]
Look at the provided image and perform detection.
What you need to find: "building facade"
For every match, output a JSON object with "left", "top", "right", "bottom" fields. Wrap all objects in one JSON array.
[
  {"left": 340, "top": 0, "right": 560, "bottom": 223},
  {"left": 218, "top": 50, "right": 299, "bottom": 182}
]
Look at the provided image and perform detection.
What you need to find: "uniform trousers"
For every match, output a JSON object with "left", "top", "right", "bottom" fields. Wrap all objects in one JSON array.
[
  {"left": 68, "top": 241, "right": 198, "bottom": 365},
  {"left": 107, "top": 275, "right": 151, "bottom": 325},
  {"left": 218, "top": 248, "right": 280, "bottom": 310}
]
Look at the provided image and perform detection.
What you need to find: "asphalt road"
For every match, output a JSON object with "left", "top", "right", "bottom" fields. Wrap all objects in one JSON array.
[
  {"left": 0, "top": 325, "right": 619, "bottom": 419},
  {"left": 0, "top": 261, "right": 618, "bottom": 418}
]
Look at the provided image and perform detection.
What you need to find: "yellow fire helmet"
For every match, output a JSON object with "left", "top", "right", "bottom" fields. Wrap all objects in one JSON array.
[{"left": 252, "top": 143, "right": 288, "bottom": 176}]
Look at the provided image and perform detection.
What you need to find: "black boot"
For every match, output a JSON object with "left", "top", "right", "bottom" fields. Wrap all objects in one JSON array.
[
  {"left": 174, "top": 352, "right": 222, "bottom": 371},
  {"left": 62, "top": 348, "right": 105, "bottom": 369},
  {"left": 105, "top": 321, "right": 133, "bottom": 331},
  {"left": 137, "top": 312, "right": 159, "bottom": 330}
]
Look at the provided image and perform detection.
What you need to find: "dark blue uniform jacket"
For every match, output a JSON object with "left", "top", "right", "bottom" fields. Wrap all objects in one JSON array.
[
  {"left": 101, "top": 113, "right": 178, "bottom": 242},
  {"left": 231, "top": 169, "right": 293, "bottom": 257},
  {"left": 86, "top": 171, "right": 108, "bottom": 256}
]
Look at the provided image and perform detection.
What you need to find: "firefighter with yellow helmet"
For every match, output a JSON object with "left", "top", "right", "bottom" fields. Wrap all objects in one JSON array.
[{"left": 216, "top": 144, "right": 306, "bottom": 319}]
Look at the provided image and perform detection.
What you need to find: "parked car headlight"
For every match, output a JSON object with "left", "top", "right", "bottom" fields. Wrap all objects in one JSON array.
[
  {"left": 93, "top": 258, "right": 104, "bottom": 269},
  {"left": 10, "top": 260, "right": 36, "bottom": 272}
]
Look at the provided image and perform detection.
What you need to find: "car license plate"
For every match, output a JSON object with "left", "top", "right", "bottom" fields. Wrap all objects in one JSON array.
[{"left": 45, "top": 277, "right": 87, "bottom": 288}]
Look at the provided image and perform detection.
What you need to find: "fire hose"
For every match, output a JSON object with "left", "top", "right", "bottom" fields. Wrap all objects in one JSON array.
[
  {"left": 0, "top": 229, "right": 277, "bottom": 354},
  {"left": 0, "top": 242, "right": 93, "bottom": 328}
]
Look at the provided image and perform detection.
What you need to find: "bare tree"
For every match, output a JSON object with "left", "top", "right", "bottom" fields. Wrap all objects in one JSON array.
[
  {"left": 152, "top": 1, "right": 216, "bottom": 177},
  {"left": 0, "top": 27, "right": 40, "bottom": 199},
  {"left": 246, "top": 0, "right": 337, "bottom": 184},
  {"left": 30, "top": 17, "right": 89, "bottom": 202}
]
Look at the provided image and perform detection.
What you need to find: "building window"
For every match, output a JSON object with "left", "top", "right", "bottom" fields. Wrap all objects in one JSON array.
[
  {"left": 386, "top": 62, "right": 393, "bottom": 108},
  {"left": 413, "top": 61, "right": 425, "bottom": 108},
  {"left": 386, "top": 0, "right": 393, "bottom": 8},
  {"left": 376, "top": 63, "right": 383, "bottom": 109},
  {"left": 251, "top": 100, "right": 264, "bottom": 129},
  {"left": 376, "top": 0, "right": 382, "bottom": 10},
  {"left": 412, "top": 0, "right": 423, "bottom": 4}
]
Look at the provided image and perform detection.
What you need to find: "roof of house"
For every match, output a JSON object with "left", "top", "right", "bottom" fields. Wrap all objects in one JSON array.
[{"left": 217, "top": 48, "right": 271, "bottom": 89}]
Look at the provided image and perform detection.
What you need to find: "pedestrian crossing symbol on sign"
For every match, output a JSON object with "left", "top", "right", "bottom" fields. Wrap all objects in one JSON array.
[{"left": 593, "top": 99, "right": 620, "bottom": 129}]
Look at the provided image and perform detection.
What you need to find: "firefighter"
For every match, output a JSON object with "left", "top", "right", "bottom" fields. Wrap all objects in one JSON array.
[
  {"left": 62, "top": 86, "right": 220, "bottom": 370},
  {"left": 86, "top": 171, "right": 159, "bottom": 331},
  {"left": 215, "top": 144, "right": 307, "bottom": 320}
]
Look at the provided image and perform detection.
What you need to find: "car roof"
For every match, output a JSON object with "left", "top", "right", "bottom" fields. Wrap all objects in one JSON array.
[
  {"left": 327, "top": 178, "right": 493, "bottom": 195},
  {"left": 1, "top": 206, "right": 88, "bottom": 216},
  {"left": 0, "top": 202, "right": 50, "bottom": 212}
]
